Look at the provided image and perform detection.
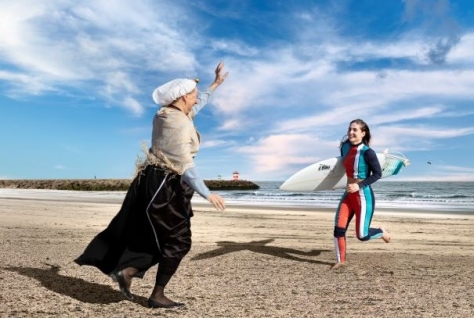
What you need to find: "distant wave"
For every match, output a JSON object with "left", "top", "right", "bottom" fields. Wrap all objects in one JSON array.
[
  {"left": 214, "top": 181, "right": 474, "bottom": 213},
  {"left": 1, "top": 181, "right": 473, "bottom": 214}
]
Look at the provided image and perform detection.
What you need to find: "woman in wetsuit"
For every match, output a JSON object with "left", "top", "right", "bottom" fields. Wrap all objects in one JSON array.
[{"left": 331, "top": 119, "right": 391, "bottom": 270}]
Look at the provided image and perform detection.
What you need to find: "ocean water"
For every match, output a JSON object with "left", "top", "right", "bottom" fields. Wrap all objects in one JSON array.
[
  {"left": 211, "top": 181, "right": 474, "bottom": 213},
  {"left": 1, "top": 181, "right": 472, "bottom": 214}
]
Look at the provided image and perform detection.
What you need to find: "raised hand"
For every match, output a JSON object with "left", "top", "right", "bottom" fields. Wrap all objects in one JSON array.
[{"left": 211, "top": 62, "right": 229, "bottom": 88}]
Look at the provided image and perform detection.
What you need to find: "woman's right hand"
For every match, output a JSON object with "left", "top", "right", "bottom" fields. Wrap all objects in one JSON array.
[
  {"left": 209, "top": 62, "right": 229, "bottom": 91},
  {"left": 207, "top": 193, "right": 226, "bottom": 211}
]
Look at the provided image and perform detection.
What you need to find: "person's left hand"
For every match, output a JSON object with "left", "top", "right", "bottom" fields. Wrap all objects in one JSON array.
[
  {"left": 347, "top": 183, "right": 360, "bottom": 193},
  {"left": 208, "top": 193, "right": 226, "bottom": 211}
]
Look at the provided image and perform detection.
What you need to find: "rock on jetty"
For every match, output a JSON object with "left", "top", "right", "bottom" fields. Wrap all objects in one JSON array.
[{"left": 0, "top": 179, "right": 260, "bottom": 191}]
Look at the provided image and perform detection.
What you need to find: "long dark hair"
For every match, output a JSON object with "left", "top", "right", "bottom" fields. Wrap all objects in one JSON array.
[
  {"left": 340, "top": 118, "right": 372, "bottom": 147},
  {"left": 349, "top": 118, "right": 371, "bottom": 145}
]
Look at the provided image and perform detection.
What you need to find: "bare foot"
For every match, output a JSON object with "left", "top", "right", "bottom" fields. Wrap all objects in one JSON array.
[
  {"left": 330, "top": 262, "right": 346, "bottom": 270},
  {"left": 381, "top": 228, "right": 391, "bottom": 243}
]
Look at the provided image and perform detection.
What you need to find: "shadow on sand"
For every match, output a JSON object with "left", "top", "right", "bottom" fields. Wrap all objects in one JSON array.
[
  {"left": 3, "top": 264, "right": 148, "bottom": 306},
  {"left": 191, "top": 239, "right": 333, "bottom": 265}
]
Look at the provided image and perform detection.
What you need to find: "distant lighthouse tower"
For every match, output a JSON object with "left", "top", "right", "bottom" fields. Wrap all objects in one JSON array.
[{"left": 233, "top": 171, "right": 239, "bottom": 181}]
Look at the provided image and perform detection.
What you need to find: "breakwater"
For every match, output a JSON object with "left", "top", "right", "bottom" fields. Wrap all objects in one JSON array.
[{"left": 0, "top": 179, "right": 260, "bottom": 191}]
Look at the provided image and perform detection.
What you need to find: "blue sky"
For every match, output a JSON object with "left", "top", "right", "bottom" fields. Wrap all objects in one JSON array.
[{"left": 1, "top": 0, "right": 474, "bottom": 182}]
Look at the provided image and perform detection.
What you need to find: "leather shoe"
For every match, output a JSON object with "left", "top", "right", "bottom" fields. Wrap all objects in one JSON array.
[
  {"left": 147, "top": 298, "right": 185, "bottom": 308},
  {"left": 110, "top": 270, "right": 133, "bottom": 300}
]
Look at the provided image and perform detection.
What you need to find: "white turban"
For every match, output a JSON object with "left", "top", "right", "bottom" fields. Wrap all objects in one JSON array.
[{"left": 152, "top": 78, "right": 197, "bottom": 106}]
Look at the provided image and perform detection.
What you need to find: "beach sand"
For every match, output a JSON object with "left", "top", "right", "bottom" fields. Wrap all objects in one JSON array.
[{"left": 0, "top": 196, "right": 473, "bottom": 318}]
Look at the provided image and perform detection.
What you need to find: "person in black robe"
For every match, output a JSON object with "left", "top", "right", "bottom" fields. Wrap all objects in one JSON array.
[{"left": 75, "top": 62, "right": 228, "bottom": 308}]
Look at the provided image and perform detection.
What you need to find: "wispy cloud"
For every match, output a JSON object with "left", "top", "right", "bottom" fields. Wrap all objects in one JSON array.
[
  {"left": 201, "top": 139, "right": 236, "bottom": 148},
  {"left": 237, "top": 134, "right": 336, "bottom": 173},
  {"left": 1, "top": 0, "right": 473, "bottom": 181},
  {"left": 403, "top": 0, "right": 461, "bottom": 65},
  {"left": 0, "top": 0, "right": 199, "bottom": 114},
  {"left": 380, "top": 125, "right": 474, "bottom": 139}
]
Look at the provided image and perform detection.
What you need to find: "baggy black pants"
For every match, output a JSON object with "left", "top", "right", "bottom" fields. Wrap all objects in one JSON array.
[{"left": 75, "top": 165, "right": 193, "bottom": 287}]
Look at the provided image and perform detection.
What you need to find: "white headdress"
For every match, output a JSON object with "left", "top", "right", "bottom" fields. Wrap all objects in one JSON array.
[{"left": 152, "top": 78, "right": 197, "bottom": 106}]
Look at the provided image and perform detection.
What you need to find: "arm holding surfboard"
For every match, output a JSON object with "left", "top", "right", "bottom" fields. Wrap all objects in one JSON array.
[
  {"left": 346, "top": 146, "right": 382, "bottom": 193},
  {"left": 279, "top": 143, "right": 409, "bottom": 192}
]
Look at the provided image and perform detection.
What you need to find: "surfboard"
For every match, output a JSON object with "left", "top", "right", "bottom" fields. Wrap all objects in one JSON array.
[{"left": 279, "top": 151, "right": 409, "bottom": 192}]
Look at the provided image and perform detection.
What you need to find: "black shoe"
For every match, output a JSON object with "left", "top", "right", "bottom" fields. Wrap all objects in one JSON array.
[
  {"left": 147, "top": 298, "right": 185, "bottom": 308},
  {"left": 110, "top": 270, "right": 133, "bottom": 300}
]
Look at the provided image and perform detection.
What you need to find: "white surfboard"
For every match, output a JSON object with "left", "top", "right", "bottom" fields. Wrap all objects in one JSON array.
[{"left": 280, "top": 151, "right": 409, "bottom": 192}]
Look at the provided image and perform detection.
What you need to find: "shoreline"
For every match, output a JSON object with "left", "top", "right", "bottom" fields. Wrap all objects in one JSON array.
[{"left": 1, "top": 188, "right": 473, "bottom": 219}]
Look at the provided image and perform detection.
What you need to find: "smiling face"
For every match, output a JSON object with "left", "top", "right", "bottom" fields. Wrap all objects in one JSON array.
[
  {"left": 347, "top": 122, "right": 366, "bottom": 145},
  {"left": 183, "top": 87, "right": 199, "bottom": 114}
]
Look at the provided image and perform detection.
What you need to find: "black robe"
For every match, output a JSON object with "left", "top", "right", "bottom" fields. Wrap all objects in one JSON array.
[{"left": 75, "top": 165, "right": 193, "bottom": 280}]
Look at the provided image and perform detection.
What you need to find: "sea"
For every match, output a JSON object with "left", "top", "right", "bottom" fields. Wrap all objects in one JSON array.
[
  {"left": 0, "top": 181, "right": 472, "bottom": 215},
  {"left": 209, "top": 181, "right": 474, "bottom": 214}
]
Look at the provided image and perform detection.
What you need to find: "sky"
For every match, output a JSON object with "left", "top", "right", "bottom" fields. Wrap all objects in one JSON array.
[{"left": 1, "top": 0, "right": 474, "bottom": 182}]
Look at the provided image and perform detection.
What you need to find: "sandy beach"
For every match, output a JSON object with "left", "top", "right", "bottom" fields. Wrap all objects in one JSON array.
[{"left": 1, "top": 194, "right": 473, "bottom": 318}]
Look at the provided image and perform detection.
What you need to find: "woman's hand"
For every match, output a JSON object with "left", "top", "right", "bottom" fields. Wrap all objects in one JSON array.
[
  {"left": 347, "top": 183, "right": 360, "bottom": 193},
  {"left": 209, "top": 62, "right": 229, "bottom": 90},
  {"left": 208, "top": 193, "right": 226, "bottom": 211}
]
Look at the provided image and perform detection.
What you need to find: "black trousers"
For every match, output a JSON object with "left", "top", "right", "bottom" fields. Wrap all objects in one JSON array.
[{"left": 75, "top": 165, "right": 193, "bottom": 287}]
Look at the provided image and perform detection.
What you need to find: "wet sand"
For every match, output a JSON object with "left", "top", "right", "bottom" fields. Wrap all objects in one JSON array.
[{"left": 0, "top": 196, "right": 473, "bottom": 317}]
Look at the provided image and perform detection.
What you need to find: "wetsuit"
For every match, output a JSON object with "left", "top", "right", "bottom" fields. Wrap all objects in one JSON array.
[{"left": 333, "top": 141, "right": 382, "bottom": 263}]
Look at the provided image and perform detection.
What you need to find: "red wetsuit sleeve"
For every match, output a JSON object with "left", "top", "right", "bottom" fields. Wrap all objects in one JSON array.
[{"left": 358, "top": 148, "right": 382, "bottom": 188}]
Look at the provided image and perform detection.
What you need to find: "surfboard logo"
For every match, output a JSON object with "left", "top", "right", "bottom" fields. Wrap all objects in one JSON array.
[{"left": 318, "top": 164, "right": 331, "bottom": 171}]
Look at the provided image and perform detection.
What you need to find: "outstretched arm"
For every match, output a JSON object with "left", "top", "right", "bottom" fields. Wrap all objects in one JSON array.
[
  {"left": 182, "top": 166, "right": 226, "bottom": 211},
  {"left": 190, "top": 62, "right": 229, "bottom": 117}
]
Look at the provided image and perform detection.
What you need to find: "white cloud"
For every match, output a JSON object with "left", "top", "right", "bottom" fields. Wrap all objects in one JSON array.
[
  {"left": 210, "top": 40, "right": 259, "bottom": 57},
  {"left": 381, "top": 125, "right": 474, "bottom": 139},
  {"left": 1, "top": 0, "right": 473, "bottom": 182},
  {"left": 0, "top": 0, "right": 198, "bottom": 113},
  {"left": 448, "top": 34, "right": 474, "bottom": 64},
  {"left": 237, "top": 134, "right": 336, "bottom": 173},
  {"left": 201, "top": 139, "right": 236, "bottom": 148},
  {"left": 0, "top": 70, "right": 53, "bottom": 96},
  {"left": 123, "top": 97, "right": 143, "bottom": 116},
  {"left": 210, "top": 31, "right": 474, "bottom": 138},
  {"left": 370, "top": 106, "right": 445, "bottom": 125},
  {"left": 214, "top": 25, "right": 474, "bottom": 180}
]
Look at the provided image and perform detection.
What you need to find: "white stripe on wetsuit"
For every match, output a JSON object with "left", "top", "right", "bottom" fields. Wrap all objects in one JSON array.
[
  {"left": 352, "top": 145, "right": 362, "bottom": 179},
  {"left": 353, "top": 144, "right": 368, "bottom": 238},
  {"left": 358, "top": 188, "right": 368, "bottom": 238},
  {"left": 334, "top": 237, "right": 342, "bottom": 262}
]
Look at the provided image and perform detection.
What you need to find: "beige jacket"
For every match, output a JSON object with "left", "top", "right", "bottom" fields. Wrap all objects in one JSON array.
[{"left": 150, "top": 106, "right": 200, "bottom": 175}]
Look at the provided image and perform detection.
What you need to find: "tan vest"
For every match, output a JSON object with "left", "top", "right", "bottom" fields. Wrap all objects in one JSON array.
[{"left": 150, "top": 106, "right": 200, "bottom": 175}]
